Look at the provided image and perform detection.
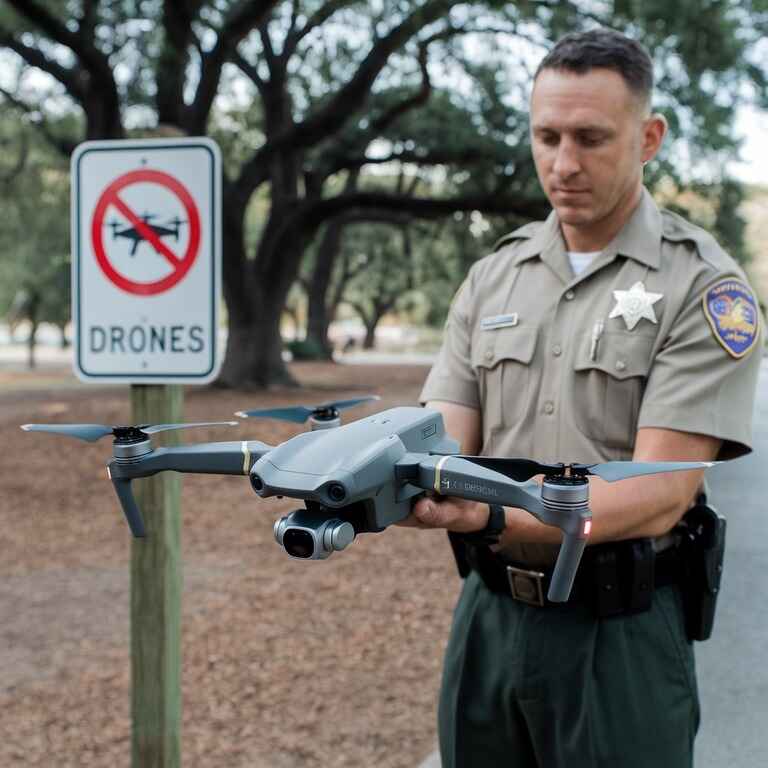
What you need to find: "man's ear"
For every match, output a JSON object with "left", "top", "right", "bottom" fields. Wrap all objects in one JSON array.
[{"left": 641, "top": 113, "right": 668, "bottom": 164}]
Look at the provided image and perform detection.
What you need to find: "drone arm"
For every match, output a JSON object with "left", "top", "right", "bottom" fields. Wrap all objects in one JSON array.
[
  {"left": 410, "top": 455, "right": 550, "bottom": 519},
  {"left": 110, "top": 476, "right": 146, "bottom": 538},
  {"left": 410, "top": 456, "right": 590, "bottom": 602},
  {"left": 106, "top": 441, "right": 273, "bottom": 537},
  {"left": 112, "top": 441, "right": 273, "bottom": 480},
  {"left": 145, "top": 441, "right": 273, "bottom": 475}
]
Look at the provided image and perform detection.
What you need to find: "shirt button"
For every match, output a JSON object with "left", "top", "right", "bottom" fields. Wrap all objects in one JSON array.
[
  {"left": 564, "top": 290, "right": 576, "bottom": 301},
  {"left": 615, "top": 360, "right": 627, "bottom": 372},
  {"left": 552, "top": 344, "right": 562, "bottom": 357},
  {"left": 485, "top": 349, "right": 493, "bottom": 360},
  {"left": 544, "top": 401, "right": 555, "bottom": 414}
]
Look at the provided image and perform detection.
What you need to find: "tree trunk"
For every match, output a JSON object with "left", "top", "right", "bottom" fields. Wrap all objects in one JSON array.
[
  {"left": 305, "top": 173, "right": 359, "bottom": 358},
  {"left": 363, "top": 320, "right": 377, "bottom": 350},
  {"left": 218, "top": 299, "right": 293, "bottom": 388},
  {"left": 306, "top": 216, "right": 346, "bottom": 359},
  {"left": 57, "top": 323, "right": 69, "bottom": 348},
  {"left": 217, "top": 196, "right": 301, "bottom": 388},
  {"left": 27, "top": 320, "right": 37, "bottom": 369}
]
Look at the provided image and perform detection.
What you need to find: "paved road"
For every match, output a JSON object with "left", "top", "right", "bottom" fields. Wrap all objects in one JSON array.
[{"left": 420, "top": 358, "right": 768, "bottom": 767}]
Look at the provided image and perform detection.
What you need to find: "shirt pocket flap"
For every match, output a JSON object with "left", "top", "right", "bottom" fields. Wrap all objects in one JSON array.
[
  {"left": 574, "top": 331, "right": 655, "bottom": 380},
  {"left": 472, "top": 327, "right": 538, "bottom": 371}
]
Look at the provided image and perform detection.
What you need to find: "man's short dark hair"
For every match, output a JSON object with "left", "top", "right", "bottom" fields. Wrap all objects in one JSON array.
[{"left": 535, "top": 28, "right": 653, "bottom": 110}]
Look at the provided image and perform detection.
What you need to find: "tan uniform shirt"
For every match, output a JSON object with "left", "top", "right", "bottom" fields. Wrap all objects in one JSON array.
[{"left": 420, "top": 188, "right": 763, "bottom": 564}]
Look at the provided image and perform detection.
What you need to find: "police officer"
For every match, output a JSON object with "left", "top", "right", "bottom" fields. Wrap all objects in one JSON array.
[{"left": 405, "top": 29, "right": 763, "bottom": 768}]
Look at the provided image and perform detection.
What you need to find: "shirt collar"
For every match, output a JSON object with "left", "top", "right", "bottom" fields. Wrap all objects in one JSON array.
[{"left": 513, "top": 187, "right": 663, "bottom": 272}]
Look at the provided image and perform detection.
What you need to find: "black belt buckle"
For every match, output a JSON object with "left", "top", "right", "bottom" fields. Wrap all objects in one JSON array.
[{"left": 506, "top": 565, "right": 546, "bottom": 606}]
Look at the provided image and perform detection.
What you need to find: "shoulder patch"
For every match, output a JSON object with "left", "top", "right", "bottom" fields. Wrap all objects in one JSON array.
[{"left": 702, "top": 278, "right": 760, "bottom": 358}]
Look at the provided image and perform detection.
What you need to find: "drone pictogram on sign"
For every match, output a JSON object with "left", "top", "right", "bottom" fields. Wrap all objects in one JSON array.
[
  {"left": 107, "top": 212, "right": 187, "bottom": 256},
  {"left": 90, "top": 168, "right": 201, "bottom": 296}
]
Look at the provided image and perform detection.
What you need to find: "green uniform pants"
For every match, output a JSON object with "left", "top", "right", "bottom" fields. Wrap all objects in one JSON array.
[{"left": 438, "top": 572, "right": 700, "bottom": 768}]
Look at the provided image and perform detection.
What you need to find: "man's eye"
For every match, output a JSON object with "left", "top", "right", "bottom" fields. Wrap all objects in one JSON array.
[
  {"left": 539, "top": 133, "right": 559, "bottom": 146},
  {"left": 579, "top": 134, "right": 604, "bottom": 147}
]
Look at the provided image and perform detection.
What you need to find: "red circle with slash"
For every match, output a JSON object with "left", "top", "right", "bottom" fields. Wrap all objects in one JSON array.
[{"left": 91, "top": 169, "right": 201, "bottom": 296}]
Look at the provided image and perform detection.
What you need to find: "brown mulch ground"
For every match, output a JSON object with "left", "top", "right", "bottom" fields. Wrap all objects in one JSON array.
[{"left": 0, "top": 363, "right": 458, "bottom": 768}]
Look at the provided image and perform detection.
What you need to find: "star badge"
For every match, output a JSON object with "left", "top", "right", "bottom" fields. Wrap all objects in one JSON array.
[{"left": 608, "top": 281, "right": 663, "bottom": 330}]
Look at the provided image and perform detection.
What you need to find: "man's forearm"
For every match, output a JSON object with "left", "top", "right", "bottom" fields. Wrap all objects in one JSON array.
[
  {"left": 495, "top": 427, "right": 720, "bottom": 551},
  {"left": 495, "top": 470, "right": 703, "bottom": 551}
]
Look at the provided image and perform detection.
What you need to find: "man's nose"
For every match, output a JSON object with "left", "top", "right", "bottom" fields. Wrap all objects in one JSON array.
[{"left": 552, "top": 138, "right": 581, "bottom": 178}]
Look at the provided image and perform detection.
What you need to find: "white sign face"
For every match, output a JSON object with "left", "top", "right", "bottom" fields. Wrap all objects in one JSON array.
[{"left": 71, "top": 138, "right": 222, "bottom": 383}]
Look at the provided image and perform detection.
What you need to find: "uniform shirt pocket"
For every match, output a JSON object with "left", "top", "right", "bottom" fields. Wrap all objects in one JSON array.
[
  {"left": 572, "top": 331, "right": 655, "bottom": 449},
  {"left": 471, "top": 327, "right": 537, "bottom": 430}
]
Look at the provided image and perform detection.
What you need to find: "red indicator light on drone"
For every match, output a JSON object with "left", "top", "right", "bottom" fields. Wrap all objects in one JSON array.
[{"left": 583, "top": 520, "right": 592, "bottom": 536}]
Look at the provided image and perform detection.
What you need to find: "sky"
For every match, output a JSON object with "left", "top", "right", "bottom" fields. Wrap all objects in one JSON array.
[{"left": 730, "top": 106, "right": 768, "bottom": 187}]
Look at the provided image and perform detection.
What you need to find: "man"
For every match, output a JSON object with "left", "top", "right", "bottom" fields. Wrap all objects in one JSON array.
[{"left": 406, "top": 28, "right": 762, "bottom": 768}]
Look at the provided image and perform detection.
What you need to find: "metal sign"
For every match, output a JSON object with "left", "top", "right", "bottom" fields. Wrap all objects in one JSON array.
[{"left": 71, "top": 138, "right": 222, "bottom": 383}]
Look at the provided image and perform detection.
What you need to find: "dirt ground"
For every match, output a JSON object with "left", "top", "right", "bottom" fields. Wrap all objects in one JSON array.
[{"left": 0, "top": 362, "right": 460, "bottom": 768}]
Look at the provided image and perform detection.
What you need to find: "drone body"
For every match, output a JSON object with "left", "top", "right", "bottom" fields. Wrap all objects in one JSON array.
[
  {"left": 251, "top": 406, "right": 458, "bottom": 531},
  {"left": 21, "top": 399, "right": 717, "bottom": 602}
]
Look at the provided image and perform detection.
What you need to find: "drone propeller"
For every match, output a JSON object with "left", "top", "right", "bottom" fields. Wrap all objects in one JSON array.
[
  {"left": 454, "top": 456, "right": 717, "bottom": 483},
  {"left": 236, "top": 395, "right": 381, "bottom": 423},
  {"left": 21, "top": 421, "right": 238, "bottom": 443}
]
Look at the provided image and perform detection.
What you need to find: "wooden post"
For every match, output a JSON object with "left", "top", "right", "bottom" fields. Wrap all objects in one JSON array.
[{"left": 131, "top": 384, "right": 183, "bottom": 768}]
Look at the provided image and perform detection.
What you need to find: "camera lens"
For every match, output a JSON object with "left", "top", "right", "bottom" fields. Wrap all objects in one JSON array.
[
  {"left": 283, "top": 529, "right": 315, "bottom": 559},
  {"left": 250, "top": 474, "right": 264, "bottom": 492},
  {"left": 327, "top": 482, "right": 346, "bottom": 502}
]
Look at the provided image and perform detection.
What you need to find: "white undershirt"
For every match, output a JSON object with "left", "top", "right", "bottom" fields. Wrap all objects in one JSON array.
[{"left": 567, "top": 250, "right": 601, "bottom": 276}]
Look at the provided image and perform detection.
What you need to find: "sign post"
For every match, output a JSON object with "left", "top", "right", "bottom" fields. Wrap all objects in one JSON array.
[{"left": 71, "top": 137, "right": 221, "bottom": 767}]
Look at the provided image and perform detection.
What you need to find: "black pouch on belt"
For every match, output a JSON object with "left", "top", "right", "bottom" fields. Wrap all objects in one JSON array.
[
  {"left": 678, "top": 494, "right": 726, "bottom": 642},
  {"left": 590, "top": 538, "right": 655, "bottom": 618}
]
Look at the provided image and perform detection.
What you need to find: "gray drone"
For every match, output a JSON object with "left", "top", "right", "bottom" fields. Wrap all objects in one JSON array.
[{"left": 21, "top": 396, "right": 716, "bottom": 602}]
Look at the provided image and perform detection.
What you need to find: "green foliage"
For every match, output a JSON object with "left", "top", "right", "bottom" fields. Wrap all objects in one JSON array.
[
  {"left": 1, "top": 0, "right": 766, "bottom": 379},
  {"left": 0, "top": 111, "right": 70, "bottom": 330},
  {"left": 285, "top": 336, "right": 327, "bottom": 360}
]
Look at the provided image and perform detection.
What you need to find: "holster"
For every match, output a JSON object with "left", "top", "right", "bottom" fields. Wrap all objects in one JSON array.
[{"left": 677, "top": 494, "right": 727, "bottom": 642}]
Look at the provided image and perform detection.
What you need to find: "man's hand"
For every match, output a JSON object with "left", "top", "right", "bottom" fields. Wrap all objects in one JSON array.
[{"left": 398, "top": 494, "right": 492, "bottom": 533}]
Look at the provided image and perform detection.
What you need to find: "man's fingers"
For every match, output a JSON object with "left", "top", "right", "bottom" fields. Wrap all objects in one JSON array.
[{"left": 412, "top": 496, "right": 446, "bottom": 528}]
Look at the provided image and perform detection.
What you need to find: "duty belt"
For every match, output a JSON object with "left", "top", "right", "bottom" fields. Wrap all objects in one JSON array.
[{"left": 458, "top": 537, "right": 684, "bottom": 615}]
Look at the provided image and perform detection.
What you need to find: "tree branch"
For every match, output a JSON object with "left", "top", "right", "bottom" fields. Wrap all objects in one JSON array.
[
  {"left": 157, "top": 0, "right": 200, "bottom": 124},
  {"left": 324, "top": 147, "right": 500, "bottom": 176},
  {"left": 4, "top": 0, "right": 107, "bottom": 76},
  {"left": 0, "top": 87, "right": 77, "bottom": 155},
  {"left": 283, "top": 0, "right": 361, "bottom": 57},
  {"left": 189, "top": 0, "right": 281, "bottom": 133},
  {"left": 291, "top": 190, "right": 550, "bottom": 233},
  {"left": 0, "top": 28, "right": 84, "bottom": 99},
  {"left": 368, "top": 42, "right": 431, "bottom": 134},
  {"left": 258, "top": 18, "right": 278, "bottom": 71},
  {"left": 0, "top": 129, "right": 28, "bottom": 184},
  {"left": 237, "top": 0, "right": 456, "bottom": 193},
  {"left": 232, "top": 50, "right": 267, "bottom": 97},
  {"left": 78, "top": 0, "right": 99, "bottom": 42}
]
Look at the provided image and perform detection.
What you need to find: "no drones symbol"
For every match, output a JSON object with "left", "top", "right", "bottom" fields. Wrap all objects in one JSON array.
[
  {"left": 72, "top": 138, "right": 221, "bottom": 383},
  {"left": 91, "top": 168, "right": 201, "bottom": 296}
]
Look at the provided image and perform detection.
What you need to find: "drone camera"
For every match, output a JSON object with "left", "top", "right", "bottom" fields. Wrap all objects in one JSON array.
[
  {"left": 282, "top": 528, "right": 316, "bottom": 559},
  {"left": 274, "top": 509, "right": 355, "bottom": 560},
  {"left": 250, "top": 473, "right": 265, "bottom": 493}
]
